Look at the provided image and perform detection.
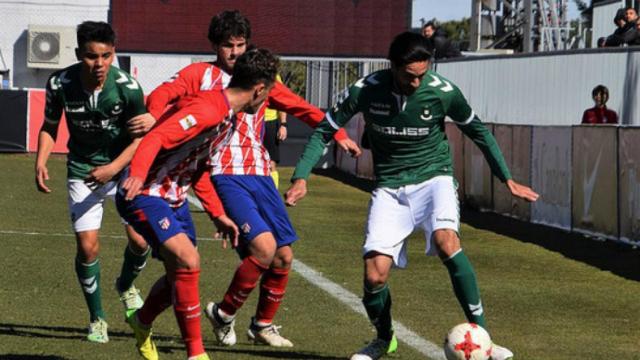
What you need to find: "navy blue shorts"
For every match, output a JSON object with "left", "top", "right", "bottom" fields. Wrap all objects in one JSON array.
[
  {"left": 116, "top": 192, "right": 196, "bottom": 258},
  {"left": 212, "top": 175, "right": 298, "bottom": 252}
]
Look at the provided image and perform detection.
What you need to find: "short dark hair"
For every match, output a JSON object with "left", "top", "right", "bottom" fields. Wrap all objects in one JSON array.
[
  {"left": 614, "top": 8, "right": 626, "bottom": 23},
  {"left": 592, "top": 85, "right": 609, "bottom": 99},
  {"left": 387, "top": 31, "right": 432, "bottom": 67},
  {"left": 422, "top": 21, "right": 437, "bottom": 31},
  {"left": 208, "top": 10, "right": 251, "bottom": 45},
  {"left": 228, "top": 48, "right": 278, "bottom": 90},
  {"left": 76, "top": 21, "right": 115, "bottom": 49}
]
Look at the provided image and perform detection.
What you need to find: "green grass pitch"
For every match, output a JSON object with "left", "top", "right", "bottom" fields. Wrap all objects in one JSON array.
[{"left": 0, "top": 153, "right": 638, "bottom": 359}]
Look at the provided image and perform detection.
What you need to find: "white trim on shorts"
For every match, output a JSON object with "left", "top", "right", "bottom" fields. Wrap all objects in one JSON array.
[{"left": 67, "top": 179, "right": 120, "bottom": 232}]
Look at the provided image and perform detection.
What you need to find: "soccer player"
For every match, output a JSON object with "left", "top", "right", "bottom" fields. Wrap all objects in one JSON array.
[
  {"left": 129, "top": 10, "right": 361, "bottom": 348},
  {"left": 34, "top": 21, "right": 151, "bottom": 344},
  {"left": 285, "top": 32, "right": 539, "bottom": 360},
  {"left": 117, "top": 48, "right": 278, "bottom": 360}
]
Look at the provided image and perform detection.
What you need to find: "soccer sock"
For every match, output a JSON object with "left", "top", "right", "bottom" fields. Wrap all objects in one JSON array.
[
  {"left": 271, "top": 170, "right": 280, "bottom": 189},
  {"left": 219, "top": 256, "right": 269, "bottom": 316},
  {"left": 75, "top": 257, "right": 105, "bottom": 321},
  {"left": 117, "top": 244, "right": 150, "bottom": 292},
  {"left": 255, "top": 267, "right": 290, "bottom": 324},
  {"left": 443, "top": 249, "right": 487, "bottom": 328},
  {"left": 362, "top": 282, "right": 393, "bottom": 341},
  {"left": 173, "top": 269, "right": 205, "bottom": 357},
  {"left": 138, "top": 275, "right": 172, "bottom": 326}
]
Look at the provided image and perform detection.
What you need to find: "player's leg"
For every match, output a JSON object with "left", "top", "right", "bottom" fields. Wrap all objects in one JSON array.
[
  {"left": 351, "top": 187, "right": 414, "bottom": 360},
  {"left": 68, "top": 179, "right": 111, "bottom": 343},
  {"left": 263, "top": 120, "right": 280, "bottom": 188}
]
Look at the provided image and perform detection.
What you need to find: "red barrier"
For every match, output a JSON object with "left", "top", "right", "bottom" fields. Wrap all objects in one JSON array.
[{"left": 28, "top": 89, "right": 69, "bottom": 153}]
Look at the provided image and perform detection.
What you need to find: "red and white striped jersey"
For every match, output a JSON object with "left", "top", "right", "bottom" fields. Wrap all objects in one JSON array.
[
  {"left": 146, "top": 62, "right": 349, "bottom": 176},
  {"left": 129, "top": 91, "right": 233, "bottom": 218}
]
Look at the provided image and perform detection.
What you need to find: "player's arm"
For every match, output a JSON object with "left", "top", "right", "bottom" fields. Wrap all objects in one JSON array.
[
  {"left": 35, "top": 75, "right": 64, "bottom": 193},
  {"left": 267, "top": 82, "right": 359, "bottom": 155},
  {"left": 192, "top": 168, "right": 239, "bottom": 249},
  {"left": 145, "top": 65, "right": 202, "bottom": 123},
  {"left": 285, "top": 83, "right": 362, "bottom": 206},
  {"left": 446, "top": 86, "right": 539, "bottom": 202},
  {"left": 123, "top": 94, "right": 228, "bottom": 199}
]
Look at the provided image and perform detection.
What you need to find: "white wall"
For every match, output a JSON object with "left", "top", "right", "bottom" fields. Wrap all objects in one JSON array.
[{"left": 0, "top": 0, "right": 109, "bottom": 88}]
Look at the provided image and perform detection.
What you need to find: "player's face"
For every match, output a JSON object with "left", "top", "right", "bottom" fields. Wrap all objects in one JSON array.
[
  {"left": 77, "top": 41, "right": 114, "bottom": 86},
  {"left": 215, "top": 36, "right": 247, "bottom": 73},
  {"left": 392, "top": 61, "right": 429, "bottom": 96}
]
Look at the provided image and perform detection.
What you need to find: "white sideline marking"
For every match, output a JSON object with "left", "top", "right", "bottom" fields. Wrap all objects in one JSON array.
[
  {"left": 1, "top": 228, "right": 445, "bottom": 358},
  {"left": 293, "top": 260, "right": 446, "bottom": 359}
]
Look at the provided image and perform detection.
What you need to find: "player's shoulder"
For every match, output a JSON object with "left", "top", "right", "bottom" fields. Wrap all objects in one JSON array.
[
  {"left": 109, "top": 67, "right": 142, "bottom": 93},
  {"left": 180, "top": 61, "right": 221, "bottom": 76},
  {"left": 355, "top": 69, "right": 392, "bottom": 89},
  {"left": 421, "top": 70, "right": 462, "bottom": 101},
  {"left": 47, "top": 63, "right": 80, "bottom": 90}
]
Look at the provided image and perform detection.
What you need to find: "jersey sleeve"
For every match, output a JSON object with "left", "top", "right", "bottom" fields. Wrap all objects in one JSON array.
[
  {"left": 192, "top": 166, "right": 226, "bottom": 219},
  {"left": 43, "top": 72, "right": 64, "bottom": 127},
  {"left": 291, "top": 82, "right": 363, "bottom": 181},
  {"left": 129, "top": 93, "right": 229, "bottom": 180},
  {"left": 444, "top": 86, "right": 512, "bottom": 182},
  {"left": 117, "top": 70, "right": 147, "bottom": 120},
  {"left": 146, "top": 64, "right": 202, "bottom": 120},
  {"left": 266, "top": 82, "right": 348, "bottom": 141}
]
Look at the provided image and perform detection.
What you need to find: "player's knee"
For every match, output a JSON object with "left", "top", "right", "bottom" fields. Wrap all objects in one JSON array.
[
  {"left": 433, "top": 229, "right": 460, "bottom": 258},
  {"left": 177, "top": 250, "right": 200, "bottom": 270},
  {"left": 272, "top": 246, "right": 293, "bottom": 269},
  {"left": 249, "top": 232, "right": 277, "bottom": 266}
]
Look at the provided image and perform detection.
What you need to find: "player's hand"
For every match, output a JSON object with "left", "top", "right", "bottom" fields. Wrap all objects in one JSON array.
[
  {"left": 285, "top": 179, "right": 307, "bottom": 206},
  {"left": 127, "top": 113, "right": 157, "bottom": 137},
  {"left": 85, "top": 164, "right": 117, "bottom": 188},
  {"left": 121, "top": 176, "right": 144, "bottom": 201},
  {"left": 213, "top": 214, "right": 239, "bottom": 249},
  {"left": 336, "top": 137, "right": 362, "bottom": 158},
  {"left": 506, "top": 179, "right": 539, "bottom": 202},
  {"left": 277, "top": 125, "right": 288, "bottom": 141},
  {"left": 35, "top": 164, "right": 51, "bottom": 193}
]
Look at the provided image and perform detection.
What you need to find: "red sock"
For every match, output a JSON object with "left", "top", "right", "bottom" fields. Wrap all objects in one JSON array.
[
  {"left": 256, "top": 267, "right": 290, "bottom": 324},
  {"left": 173, "top": 269, "right": 205, "bottom": 357},
  {"left": 138, "top": 275, "right": 172, "bottom": 326},
  {"left": 219, "top": 256, "right": 268, "bottom": 316}
]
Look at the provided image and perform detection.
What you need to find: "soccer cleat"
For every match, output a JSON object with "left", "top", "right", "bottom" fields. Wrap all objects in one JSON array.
[
  {"left": 116, "top": 279, "right": 144, "bottom": 319},
  {"left": 187, "top": 354, "right": 211, "bottom": 360},
  {"left": 247, "top": 318, "right": 293, "bottom": 347},
  {"left": 126, "top": 310, "right": 158, "bottom": 360},
  {"left": 87, "top": 318, "right": 109, "bottom": 343},
  {"left": 491, "top": 343, "right": 514, "bottom": 360},
  {"left": 205, "top": 302, "right": 236, "bottom": 346},
  {"left": 350, "top": 335, "right": 397, "bottom": 360}
]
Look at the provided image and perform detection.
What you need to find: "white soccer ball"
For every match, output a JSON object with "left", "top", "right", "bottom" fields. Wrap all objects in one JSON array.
[{"left": 443, "top": 322, "right": 493, "bottom": 360}]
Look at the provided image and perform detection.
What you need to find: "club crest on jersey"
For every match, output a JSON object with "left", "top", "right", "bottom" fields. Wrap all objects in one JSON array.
[
  {"left": 421, "top": 108, "right": 433, "bottom": 121},
  {"left": 179, "top": 114, "right": 198, "bottom": 131},
  {"left": 111, "top": 103, "right": 123, "bottom": 115},
  {"left": 158, "top": 217, "right": 171, "bottom": 230},
  {"left": 241, "top": 223, "right": 251, "bottom": 234}
]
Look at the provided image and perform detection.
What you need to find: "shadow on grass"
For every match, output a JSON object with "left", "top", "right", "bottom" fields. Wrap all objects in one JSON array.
[
  {"left": 314, "top": 168, "right": 640, "bottom": 282},
  {"left": 153, "top": 341, "right": 346, "bottom": 360},
  {"left": 0, "top": 322, "right": 181, "bottom": 343},
  {"left": 0, "top": 356, "right": 70, "bottom": 360}
]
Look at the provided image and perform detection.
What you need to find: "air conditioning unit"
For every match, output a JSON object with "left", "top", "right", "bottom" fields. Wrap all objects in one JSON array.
[{"left": 27, "top": 25, "right": 76, "bottom": 69}]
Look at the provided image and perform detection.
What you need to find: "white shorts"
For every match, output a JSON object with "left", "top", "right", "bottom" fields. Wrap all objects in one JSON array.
[
  {"left": 364, "top": 175, "right": 460, "bottom": 268},
  {"left": 67, "top": 179, "right": 119, "bottom": 232}
]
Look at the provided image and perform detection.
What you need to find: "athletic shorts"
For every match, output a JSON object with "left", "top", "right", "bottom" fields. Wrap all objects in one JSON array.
[
  {"left": 212, "top": 175, "right": 297, "bottom": 254},
  {"left": 67, "top": 179, "right": 122, "bottom": 232},
  {"left": 263, "top": 120, "right": 280, "bottom": 163},
  {"left": 364, "top": 175, "right": 460, "bottom": 268},
  {"left": 116, "top": 192, "right": 196, "bottom": 258}
]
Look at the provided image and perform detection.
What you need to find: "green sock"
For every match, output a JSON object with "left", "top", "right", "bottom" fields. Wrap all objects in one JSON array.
[
  {"left": 443, "top": 250, "right": 486, "bottom": 328},
  {"left": 75, "top": 257, "right": 105, "bottom": 321},
  {"left": 362, "top": 282, "right": 393, "bottom": 341},
  {"left": 271, "top": 170, "right": 280, "bottom": 189},
  {"left": 116, "top": 245, "right": 149, "bottom": 292}
]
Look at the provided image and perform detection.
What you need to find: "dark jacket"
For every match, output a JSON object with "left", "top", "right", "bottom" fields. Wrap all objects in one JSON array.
[{"left": 425, "top": 29, "right": 462, "bottom": 60}]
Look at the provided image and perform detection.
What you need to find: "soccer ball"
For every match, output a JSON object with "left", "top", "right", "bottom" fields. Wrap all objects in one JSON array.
[{"left": 443, "top": 323, "right": 493, "bottom": 360}]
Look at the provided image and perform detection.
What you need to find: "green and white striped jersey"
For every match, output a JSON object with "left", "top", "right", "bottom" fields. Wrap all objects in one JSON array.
[
  {"left": 292, "top": 69, "right": 511, "bottom": 188},
  {"left": 45, "top": 63, "right": 146, "bottom": 179}
]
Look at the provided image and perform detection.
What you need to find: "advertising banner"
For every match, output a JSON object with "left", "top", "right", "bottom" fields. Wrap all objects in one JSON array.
[
  {"left": 572, "top": 126, "right": 618, "bottom": 238},
  {"left": 531, "top": 126, "right": 572, "bottom": 230},
  {"left": 28, "top": 89, "right": 69, "bottom": 153},
  {"left": 619, "top": 128, "right": 640, "bottom": 243}
]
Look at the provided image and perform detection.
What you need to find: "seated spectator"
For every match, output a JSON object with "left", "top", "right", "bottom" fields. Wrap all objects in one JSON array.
[
  {"left": 581, "top": 85, "right": 618, "bottom": 124},
  {"left": 421, "top": 21, "right": 461, "bottom": 60}
]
